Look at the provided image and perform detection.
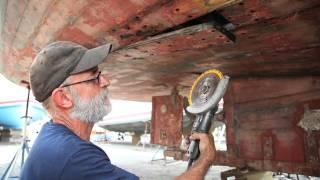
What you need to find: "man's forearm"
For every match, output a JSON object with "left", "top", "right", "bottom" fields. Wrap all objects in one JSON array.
[{"left": 175, "top": 157, "right": 212, "bottom": 180}]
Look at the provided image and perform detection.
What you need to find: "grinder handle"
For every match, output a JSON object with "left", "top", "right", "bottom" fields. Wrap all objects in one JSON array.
[
  {"left": 187, "top": 108, "right": 216, "bottom": 169},
  {"left": 188, "top": 140, "right": 200, "bottom": 160},
  {"left": 197, "top": 107, "right": 216, "bottom": 133}
]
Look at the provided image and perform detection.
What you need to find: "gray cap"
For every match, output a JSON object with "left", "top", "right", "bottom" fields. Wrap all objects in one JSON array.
[{"left": 30, "top": 41, "right": 112, "bottom": 102}]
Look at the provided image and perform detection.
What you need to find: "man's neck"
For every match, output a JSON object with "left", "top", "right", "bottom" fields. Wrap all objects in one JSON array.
[{"left": 52, "top": 114, "right": 94, "bottom": 141}]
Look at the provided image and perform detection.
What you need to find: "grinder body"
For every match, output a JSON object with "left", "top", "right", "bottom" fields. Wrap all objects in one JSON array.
[{"left": 186, "top": 69, "right": 229, "bottom": 169}]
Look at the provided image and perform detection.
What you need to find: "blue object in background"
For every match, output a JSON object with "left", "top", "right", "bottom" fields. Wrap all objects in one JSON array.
[{"left": 0, "top": 101, "right": 48, "bottom": 129}]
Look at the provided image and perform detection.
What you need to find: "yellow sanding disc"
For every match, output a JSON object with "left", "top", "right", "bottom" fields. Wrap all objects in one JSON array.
[{"left": 188, "top": 69, "right": 223, "bottom": 105}]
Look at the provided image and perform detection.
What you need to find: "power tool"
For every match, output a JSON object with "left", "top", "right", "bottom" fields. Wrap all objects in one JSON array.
[{"left": 186, "top": 69, "right": 229, "bottom": 169}]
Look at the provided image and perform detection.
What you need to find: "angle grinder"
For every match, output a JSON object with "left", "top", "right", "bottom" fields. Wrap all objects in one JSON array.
[{"left": 186, "top": 69, "right": 229, "bottom": 169}]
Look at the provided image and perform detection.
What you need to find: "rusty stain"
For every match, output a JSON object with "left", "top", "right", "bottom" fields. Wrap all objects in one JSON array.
[
  {"left": 2, "top": 1, "right": 320, "bottom": 97},
  {"left": 221, "top": 77, "right": 320, "bottom": 176},
  {"left": 56, "top": 27, "right": 97, "bottom": 47},
  {"left": 151, "top": 94, "right": 183, "bottom": 147}
]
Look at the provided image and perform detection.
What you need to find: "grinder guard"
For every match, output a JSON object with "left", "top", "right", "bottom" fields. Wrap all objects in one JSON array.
[{"left": 187, "top": 69, "right": 230, "bottom": 114}]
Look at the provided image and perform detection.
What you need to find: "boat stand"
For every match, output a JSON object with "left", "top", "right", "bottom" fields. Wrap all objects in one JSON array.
[{"left": 1, "top": 81, "right": 31, "bottom": 180}]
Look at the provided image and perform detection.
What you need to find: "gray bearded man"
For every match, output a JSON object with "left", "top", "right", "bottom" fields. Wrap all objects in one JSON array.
[
  {"left": 69, "top": 84, "right": 111, "bottom": 124},
  {"left": 20, "top": 41, "right": 216, "bottom": 180}
]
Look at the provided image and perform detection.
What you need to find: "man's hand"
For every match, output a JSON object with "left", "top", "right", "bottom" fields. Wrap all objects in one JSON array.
[
  {"left": 176, "top": 133, "right": 216, "bottom": 180},
  {"left": 190, "top": 132, "right": 216, "bottom": 165}
]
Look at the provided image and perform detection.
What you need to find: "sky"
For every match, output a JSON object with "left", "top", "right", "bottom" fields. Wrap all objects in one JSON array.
[
  {"left": 0, "top": 74, "right": 152, "bottom": 121},
  {"left": 0, "top": 74, "right": 30, "bottom": 102}
]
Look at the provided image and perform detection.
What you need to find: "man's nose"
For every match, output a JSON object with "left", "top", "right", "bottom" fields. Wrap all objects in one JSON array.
[{"left": 99, "top": 74, "right": 110, "bottom": 87}]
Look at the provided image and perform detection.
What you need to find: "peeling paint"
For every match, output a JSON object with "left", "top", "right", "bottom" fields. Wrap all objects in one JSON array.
[{"left": 298, "top": 110, "right": 320, "bottom": 131}]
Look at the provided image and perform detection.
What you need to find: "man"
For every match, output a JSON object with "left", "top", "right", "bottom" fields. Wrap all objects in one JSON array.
[{"left": 20, "top": 41, "right": 216, "bottom": 180}]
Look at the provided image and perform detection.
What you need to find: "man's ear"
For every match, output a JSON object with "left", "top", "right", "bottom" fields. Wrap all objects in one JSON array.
[{"left": 51, "top": 88, "right": 73, "bottom": 108}]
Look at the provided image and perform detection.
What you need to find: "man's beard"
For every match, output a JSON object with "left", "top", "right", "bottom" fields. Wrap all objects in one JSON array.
[{"left": 69, "top": 88, "right": 112, "bottom": 124}]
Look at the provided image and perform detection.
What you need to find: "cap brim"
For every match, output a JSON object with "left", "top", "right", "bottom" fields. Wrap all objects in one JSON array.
[{"left": 71, "top": 43, "right": 112, "bottom": 74}]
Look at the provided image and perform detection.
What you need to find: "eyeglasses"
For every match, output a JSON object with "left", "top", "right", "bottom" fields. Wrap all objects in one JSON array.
[{"left": 61, "top": 71, "right": 101, "bottom": 88}]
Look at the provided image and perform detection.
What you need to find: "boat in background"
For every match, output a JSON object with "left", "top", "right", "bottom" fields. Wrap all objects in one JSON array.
[
  {"left": 0, "top": 74, "right": 48, "bottom": 142},
  {"left": 0, "top": 100, "right": 48, "bottom": 129}
]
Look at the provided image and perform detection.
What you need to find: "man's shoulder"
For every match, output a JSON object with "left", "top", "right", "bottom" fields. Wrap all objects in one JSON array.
[
  {"left": 61, "top": 145, "right": 138, "bottom": 180},
  {"left": 37, "top": 121, "right": 109, "bottom": 167},
  {"left": 21, "top": 121, "right": 105, "bottom": 179},
  {"left": 24, "top": 121, "right": 138, "bottom": 180},
  {"left": 36, "top": 122, "right": 80, "bottom": 146},
  {"left": 26, "top": 122, "right": 92, "bottom": 171}
]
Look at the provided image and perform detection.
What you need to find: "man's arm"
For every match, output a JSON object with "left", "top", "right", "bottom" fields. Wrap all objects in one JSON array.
[{"left": 176, "top": 133, "right": 216, "bottom": 180}]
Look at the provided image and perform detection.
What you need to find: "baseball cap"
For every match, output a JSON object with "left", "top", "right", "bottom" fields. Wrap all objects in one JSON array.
[{"left": 30, "top": 41, "right": 112, "bottom": 102}]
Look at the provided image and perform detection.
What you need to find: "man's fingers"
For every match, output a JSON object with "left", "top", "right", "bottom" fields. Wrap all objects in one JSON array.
[
  {"left": 190, "top": 132, "right": 214, "bottom": 141},
  {"left": 189, "top": 132, "right": 216, "bottom": 165},
  {"left": 189, "top": 132, "right": 202, "bottom": 140}
]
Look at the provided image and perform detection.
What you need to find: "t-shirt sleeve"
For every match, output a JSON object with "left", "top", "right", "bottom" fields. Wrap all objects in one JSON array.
[{"left": 60, "top": 144, "right": 139, "bottom": 180}]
